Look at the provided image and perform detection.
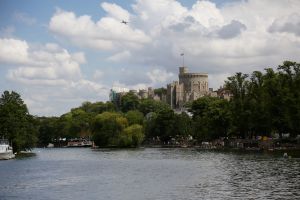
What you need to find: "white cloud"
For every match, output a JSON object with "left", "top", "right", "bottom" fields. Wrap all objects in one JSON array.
[
  {"left": 0, "top": 38, "right": 29, "bottom": 64},
  {"left": 147, "top": 69, "right": 174, "bottom": 83},
  {"left": 0, "top": 38, "right": 110, "bottom": 116},
  {"left": 22, "top": 79, "right": 109, "bottom": 116},
  {"left": 92, "top": 70, "right": 104, "bottom": 81},
  {"left": 189, "top": 0, "right": 224, "bottom": 28},
  {"left": 1, "top": 39, "right": 86, "bottom": 83},
  {"left": 107, "top": 50, "right": 131, "bottom": 62},
  {"left": 101, "top": 2, "right": 130, "bottom": 21},
  {"left": 112, "top": 81, "right": 148, "bottom": 91},
  {"left": 4, "top": 41, "right": 83, "bottom": 84},
  {"left": 49, "top": 7, "right": 151, "bottom": 50},
  {"left": 71, "top": 52, "right": 86, "bottom": 64}
]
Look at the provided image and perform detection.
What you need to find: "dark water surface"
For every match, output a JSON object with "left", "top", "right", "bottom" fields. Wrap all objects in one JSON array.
[{"left": 0, "top": 148, "right": 299, "bottom": 200}]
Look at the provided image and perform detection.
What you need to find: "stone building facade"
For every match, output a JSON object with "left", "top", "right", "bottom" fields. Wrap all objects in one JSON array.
[{"left": 167, "top": 67, "right": 210, "bottom": 108}]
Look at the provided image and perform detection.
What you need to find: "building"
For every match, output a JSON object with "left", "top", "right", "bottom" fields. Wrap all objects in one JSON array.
[
  {"left": 217, "top": 86, "right": 232, "bottom": 100},
  {"left": 109, "top": 87, "right": 129, "bottom": 107},
  {"left": 109, "top": 86, "right": 167, "bottom": 108},
  {"left": 167, "top": 67, "right": 210, "bottom": 108}
]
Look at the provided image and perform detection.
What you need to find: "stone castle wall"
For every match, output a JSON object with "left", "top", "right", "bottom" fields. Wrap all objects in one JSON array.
[{"left": 167, "top": 66, "right": 215, "bottom": 108}]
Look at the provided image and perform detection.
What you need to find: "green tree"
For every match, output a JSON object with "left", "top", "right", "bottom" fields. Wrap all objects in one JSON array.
[
  {"left": 80, "top": 101, "right": 116, "bottom": 115},
  {"left": 225, "top": 73, "right": 250, "bottom": 138},
  {"left": 69, "top": 108, "right": 92, "bottom": 138},
  {"left": 248, "top": 71, "right": 272, "bottom": 137},
  {"left": 0, "top": 91, "right": 37, "bottom": 152},
  {"left": 125, "top": 110, "right": 144, "bottom": 125},
  {"left": 119, "top": 124, "right": 144, "bottom": 147},
  {"left": 143, "top": 112, "right": 158, "bottom": 138},
  {"left": 173, "top": 112, "right": 192, "bottom": 138},
  {"left": 153, "top": 108, "right": 176, "bottom": 142},
  {"left": 37, "top": 117, "right": 59, "bottom": 146},
  {"left": 277, "top": 61, "right": 300, "bottom": 137},
  {"left": 91, "top": 112, "right": 128, "bottom": 146},
  {"left": 138, "top": 99, "right": 170, "bottom": 115},
  {"left": 120, "top": 92, "right": 140, "bottom": 112},
  {"left": 190, "top": 97, "right": 231, "bottom": 141}
]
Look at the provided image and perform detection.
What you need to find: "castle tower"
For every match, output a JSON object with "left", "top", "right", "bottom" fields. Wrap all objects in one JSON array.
[
  {"left": 167, "top": 66, "right": 209, "bottom": 109},
  {"left": 179, "top": 67, "right": 188, "bottom": 75}
]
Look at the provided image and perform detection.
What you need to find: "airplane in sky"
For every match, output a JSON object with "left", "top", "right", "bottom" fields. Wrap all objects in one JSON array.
[{"left": 121, "top": 20, "right": 129, "bottom": 25}]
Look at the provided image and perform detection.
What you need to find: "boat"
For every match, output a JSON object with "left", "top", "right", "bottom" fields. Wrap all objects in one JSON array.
[
  {"left": 67, "top": 139, "right": 93, "bottom": 147},
  {"left": 0, "top": 139, "right": 15, "bottom": 160}
]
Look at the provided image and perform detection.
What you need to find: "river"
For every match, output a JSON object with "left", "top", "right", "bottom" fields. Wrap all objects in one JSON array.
[{"left": 0, "top": 148, "right": 299, "bottom": 200}]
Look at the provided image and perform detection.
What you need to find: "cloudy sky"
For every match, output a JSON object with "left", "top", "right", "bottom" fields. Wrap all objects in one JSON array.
[{"left": 1, "top": 0, "right": 300, "bottom": 116}]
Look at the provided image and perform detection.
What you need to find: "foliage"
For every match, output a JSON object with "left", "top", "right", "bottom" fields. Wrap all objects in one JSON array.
[
  {"left": 91, "top": 112, "right": 128, "bottom": 146},
  {"left": 125, "top": 110, "right": 144, "bottom": 125},
  {"left": 0, "top": 91, "right": 37, "bottom": 152},
  {"left": 173, "top": 112, "right": 192, "bottom": 138},
  {"left": 37, "top": 117, "right": 59, "bottom": 146},
  {"left": 144, "top": 107, "right": 176, "bottom": 142},
  {"left": 190, "top": 97, "right": 231, "bottom": 141},
  {"left": 225, "top": 72, "right": 250, "bottom": 138},
  {"left": 80, "top": 101, "right": 116, "bottom": 115},
  {"left": 223, "top": 61, "right": 300, "bottom": 138},
  {"left": 154, "top": 87, "right": 167, "bottom": 98},
  {"left": 119, "top": 124, "right": 144, "bottom": 147},
  {"left": 138, "top": 99, "right": 170, "bottom": 115},
  {"left": 120, "top": 92, "right": 140, "bottom": 112}
]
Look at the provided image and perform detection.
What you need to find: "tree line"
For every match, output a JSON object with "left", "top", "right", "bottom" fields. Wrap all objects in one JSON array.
[{"left": 0, "top": 61, "right": 299, "bottom": 152}]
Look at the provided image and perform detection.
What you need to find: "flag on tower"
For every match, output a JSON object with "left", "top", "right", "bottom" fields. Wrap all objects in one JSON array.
[{"left": 180, "top": 53, "right": 184, "bottom": 56}]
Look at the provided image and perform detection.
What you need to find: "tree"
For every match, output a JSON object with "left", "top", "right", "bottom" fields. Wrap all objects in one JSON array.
[
  {"left": 69, "top": 108, "right": 92, "bottom": 138},
  {"left": 120, "top": 92, "right": 140, "bottom": 112},
  {"left": 277, "top": 61, "right": 300, "bottom": 137},
  {"left": 37, "top": 117, "right": 59, "bottom": 146},
  {"left": 91, "top": 112, "right": 128, "bottom": 146},
  {"left": 80, "top": 101, "right": 116, "bottom": 115},
  {"left": 125, "top": 110, "right": 144, "bottom": 125},
  {"left": 248, "top": 71, "right": 272, "bottom": 137},
  {"left": 138, "top": 99, "right": 170, "bottom": 115},
  {"left": 119, "top": 124, "right": 144, "bottom": 147},
  {"left": 225, "top": 73, "right": 251, "bottom": 138},
  {"left": 190, "top": 97, "right": 231, "bottom": 141},
  {"left": 0, "top": 91, "right": 37, "bottom": 152},
  {"left": 173, "top": 112, "right": 192, "bottom": 138},
  {"left": 152, "top": 108, "right": 176, "bottom": 142}
]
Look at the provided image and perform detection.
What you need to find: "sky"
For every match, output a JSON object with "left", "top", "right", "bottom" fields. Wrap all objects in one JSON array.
[{"left": 0, "top": 0, "right": 300, "bottom": 116}]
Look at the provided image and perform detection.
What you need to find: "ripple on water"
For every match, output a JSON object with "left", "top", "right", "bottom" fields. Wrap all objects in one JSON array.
[{"left": 0, "top": 148, "right": 299, "bottom": 200}]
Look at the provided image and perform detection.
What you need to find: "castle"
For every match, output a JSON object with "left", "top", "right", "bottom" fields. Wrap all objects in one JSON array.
[
  {"left": 110, "top": 66, "right": 230, "bottom": 110},
  {"left": 167, "top": 66, "right": 216, "bottom": 108}
]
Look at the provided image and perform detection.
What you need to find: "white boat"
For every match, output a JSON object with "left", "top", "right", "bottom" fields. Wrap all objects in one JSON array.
[{"left": 0, "top": 139, "right": 15, "bottom": 160}]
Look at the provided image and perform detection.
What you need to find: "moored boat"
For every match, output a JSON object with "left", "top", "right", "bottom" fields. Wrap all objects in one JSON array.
[
  {"left": 67, "top": 139, "right": 93, "bottom": 147},
  {"left": 0, "top": 139, "right": 15, "bottom": 160}
]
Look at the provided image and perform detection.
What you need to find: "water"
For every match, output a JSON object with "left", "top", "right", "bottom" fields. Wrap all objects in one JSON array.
[{"left": 0, "top": 148, "right": 299, "bottom": 200}]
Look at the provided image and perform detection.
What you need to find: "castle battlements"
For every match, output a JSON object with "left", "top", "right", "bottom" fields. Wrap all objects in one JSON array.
[{"left": 167, "top": 66, "right": 214, "bottom": 108}]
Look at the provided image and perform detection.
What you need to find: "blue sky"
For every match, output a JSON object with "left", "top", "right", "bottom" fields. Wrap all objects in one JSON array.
[{"left": 1, "top": 0, "right": 300, "bottom": 116}]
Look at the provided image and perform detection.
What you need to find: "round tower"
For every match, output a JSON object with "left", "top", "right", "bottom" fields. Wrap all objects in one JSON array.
[{"left": 179, "top": 67, "right": 188, "bottom": 75}]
